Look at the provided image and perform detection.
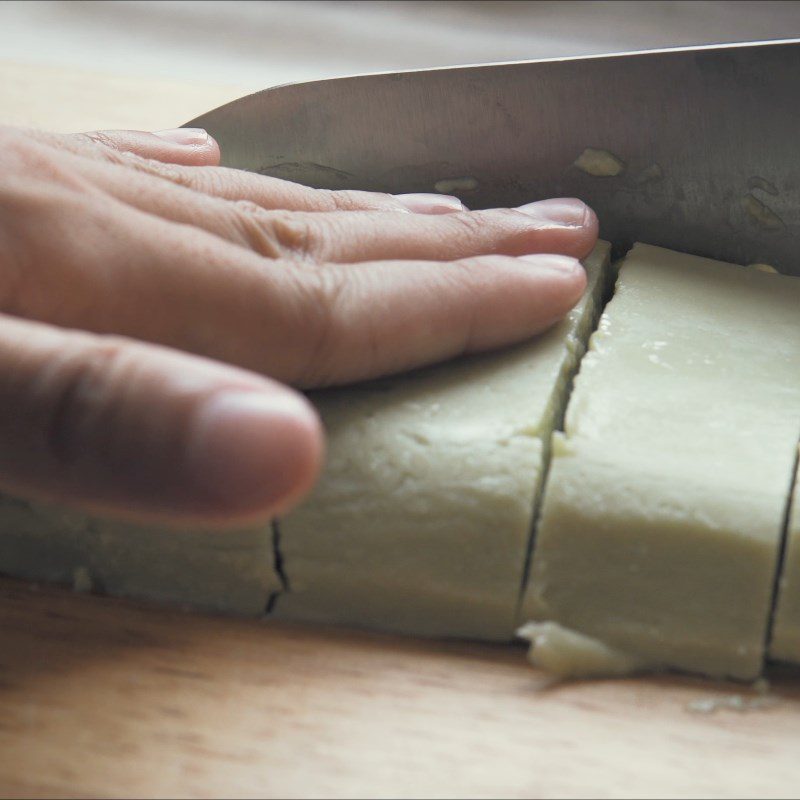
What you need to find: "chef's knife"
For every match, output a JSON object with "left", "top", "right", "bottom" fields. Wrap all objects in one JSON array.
[{"left": 188, "top": 39, "right": 800, "bottom": 274}]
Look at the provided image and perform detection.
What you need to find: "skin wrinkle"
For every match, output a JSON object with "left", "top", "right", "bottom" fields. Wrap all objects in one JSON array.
[
  {"left": 293, "top": 264, "right": 351, "bottom": 387},
  {"left": 451, "top": 260, "right": 495, "bottom": 356},
  {"left": 122, "top": 153, "right": 189, "bottom": 186},
  {"left": 39, "top": 340, "right": 126, "bottom": 473},
  {"left": 1, "top": 325, "right": 120, "bottom": 478},
  {"left": 77, "top": 130, "right": 128, "bottom": 157},
  {"left": 299, "top": 264, "right": 423, "bottom": 388},
  {"left": 351, "top": 272, "right": 398, "bottom": 385},
  {"left": 323, "top": 187, "right": 407, "bottom": 214}
]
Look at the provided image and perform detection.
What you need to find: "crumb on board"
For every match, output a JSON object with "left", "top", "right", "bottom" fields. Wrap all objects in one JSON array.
[
  {"left": 686, "top": 679, "right": 777, "bottom": 715},
  {"left": 434, "top": 176, "right": 479, "bottom": 194}
]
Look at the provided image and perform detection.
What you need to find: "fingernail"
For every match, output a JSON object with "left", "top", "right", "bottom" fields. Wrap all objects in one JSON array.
[
  {"left": 393, "top": 193, "right": 466, "bottom": 214},
  {"left": 515, "top": 198, "right": 590, "bottom": 227},
  {"left": 152, "top": 127, "right": 211, "bottom": 146},
  {"left": 186, "top": 391, "right": 320, "bottom": 516},
  {"left": 518, "top": 254, "right": 582, "bottom": 272}
]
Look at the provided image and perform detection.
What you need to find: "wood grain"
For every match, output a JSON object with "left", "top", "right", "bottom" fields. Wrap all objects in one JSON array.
[
  {"left": 2, "top": 59, "right": 800, "bottom": 799},
  {"left": 2, "top": 578, "right": 800, "bottom": 799}
]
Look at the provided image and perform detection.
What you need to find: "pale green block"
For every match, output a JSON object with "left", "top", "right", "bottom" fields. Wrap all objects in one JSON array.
[
  {"left": 0, "top": 496, "right": 278, "bottom": 615},
  {"left": 522, "top": 244, "right": 800, "bottom": 680},
  {"left": 274, "top": 242, "right": 612, "bottom": 641}
]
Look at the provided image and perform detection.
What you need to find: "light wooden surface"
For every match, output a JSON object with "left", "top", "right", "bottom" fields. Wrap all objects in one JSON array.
[
  {"left": 3, "top": 577, "right": 800, "bottom": 800},
  {"left": 0, "top": 60, "right": 246, "bottom": 132},
  {"left": 2, "top": 59, "right": 800, "bottom": 800}
]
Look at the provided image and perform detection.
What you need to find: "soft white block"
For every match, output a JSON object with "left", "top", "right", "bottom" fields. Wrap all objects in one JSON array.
[
  {"left": 521, "top": 244, "right": 800, "bottom": 679},
  {"left": 274, "top": 242, "right": 611, "bottom": 640}
]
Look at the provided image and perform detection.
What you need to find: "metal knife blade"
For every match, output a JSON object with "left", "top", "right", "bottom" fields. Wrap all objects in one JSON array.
[{"left": 188, "top": 39, "right": 800, "bottom": 274}]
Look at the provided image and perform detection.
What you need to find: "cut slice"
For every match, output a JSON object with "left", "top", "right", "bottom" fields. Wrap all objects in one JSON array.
[
  {"left": 769, "top": 448, "right": 800, "bottom": 662},
  {"left": 272, "top": 241, "right": 612, "bottom": 640},
  {"left": 0, "top": 496, "right": 278, "bottom": 615},
  {"left": 520, "top": 244, "right": 800, "bottom": 679}
]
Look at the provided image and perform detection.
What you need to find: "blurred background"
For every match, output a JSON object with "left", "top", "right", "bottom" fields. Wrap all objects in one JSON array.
[{"left": 2, "top": 0, "right": 800, "bottom": 91}]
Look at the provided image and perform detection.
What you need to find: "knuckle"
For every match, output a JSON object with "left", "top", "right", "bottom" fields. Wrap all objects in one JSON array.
[
  {"left": 233, "top": 205, "right": 319, "bottom": 261},
  {"left": 268, "top": 213, "right": 317, "bottom": 259}
]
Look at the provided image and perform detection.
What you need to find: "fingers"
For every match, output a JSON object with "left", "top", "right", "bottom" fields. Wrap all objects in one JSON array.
[
  {"left": 0, "top": 186, "right": 587, "bottom": 386},
  {"left": 14, "top": 127, "right": 456, "bottom": 214},
  {"left": 218, "top": 200, "right": 599, "bottom": 263},
  {"left": 0, "top": 313, "right": 323, "bottom": 525},
  {"left": 106, "top": 154, "right": 445, "bottom": 214},
  {"left": 85, "top": 128, "right": 222, "bottom": 166},
  {"left": 45, "top": 148, "right": 596, "bottom": 261},
  {"left": 23, "top": 127, "right": 222, "bottom": 166},
  {"left": 0, "top": 126, "right": 596, "bottom": 391}
]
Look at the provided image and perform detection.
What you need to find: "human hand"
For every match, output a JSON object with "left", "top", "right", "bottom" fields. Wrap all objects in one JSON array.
[{"left": 0, "top": 125, "right": 598, "bottom": 526}]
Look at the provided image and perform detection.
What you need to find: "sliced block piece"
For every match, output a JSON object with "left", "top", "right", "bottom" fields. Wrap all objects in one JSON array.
[
  {"left": 521, "top": 244, "right": 800, "bottom": 679},
  {"left": 770, "top": 449, "right": 800, "bottom": 662},
  {"left": 273, "top": 242, "right": 612, "bottom": 641},
  {"left": 0, "top": 496, "right": 278, "bottom": 615}
]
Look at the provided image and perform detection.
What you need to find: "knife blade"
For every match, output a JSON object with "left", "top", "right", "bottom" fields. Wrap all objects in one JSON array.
[{"left": 188, "top": 39, "right": 800, "bottom": 274}]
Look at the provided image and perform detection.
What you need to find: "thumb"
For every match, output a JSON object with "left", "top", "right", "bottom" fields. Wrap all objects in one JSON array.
[
  {"left": 77, "top": 127, "right": 221, "bottom": 166},
  {"left": 0, "top": 313, "right": 322, "bottom": 526}
]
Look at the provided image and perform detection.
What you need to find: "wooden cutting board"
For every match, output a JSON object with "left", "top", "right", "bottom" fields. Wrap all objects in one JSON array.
[
  {"left": 0, "top": 60, "right": 245, "bottom": 132},
  {"left": 1, "top": 59, "right": 799, "bottom": 800}
]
